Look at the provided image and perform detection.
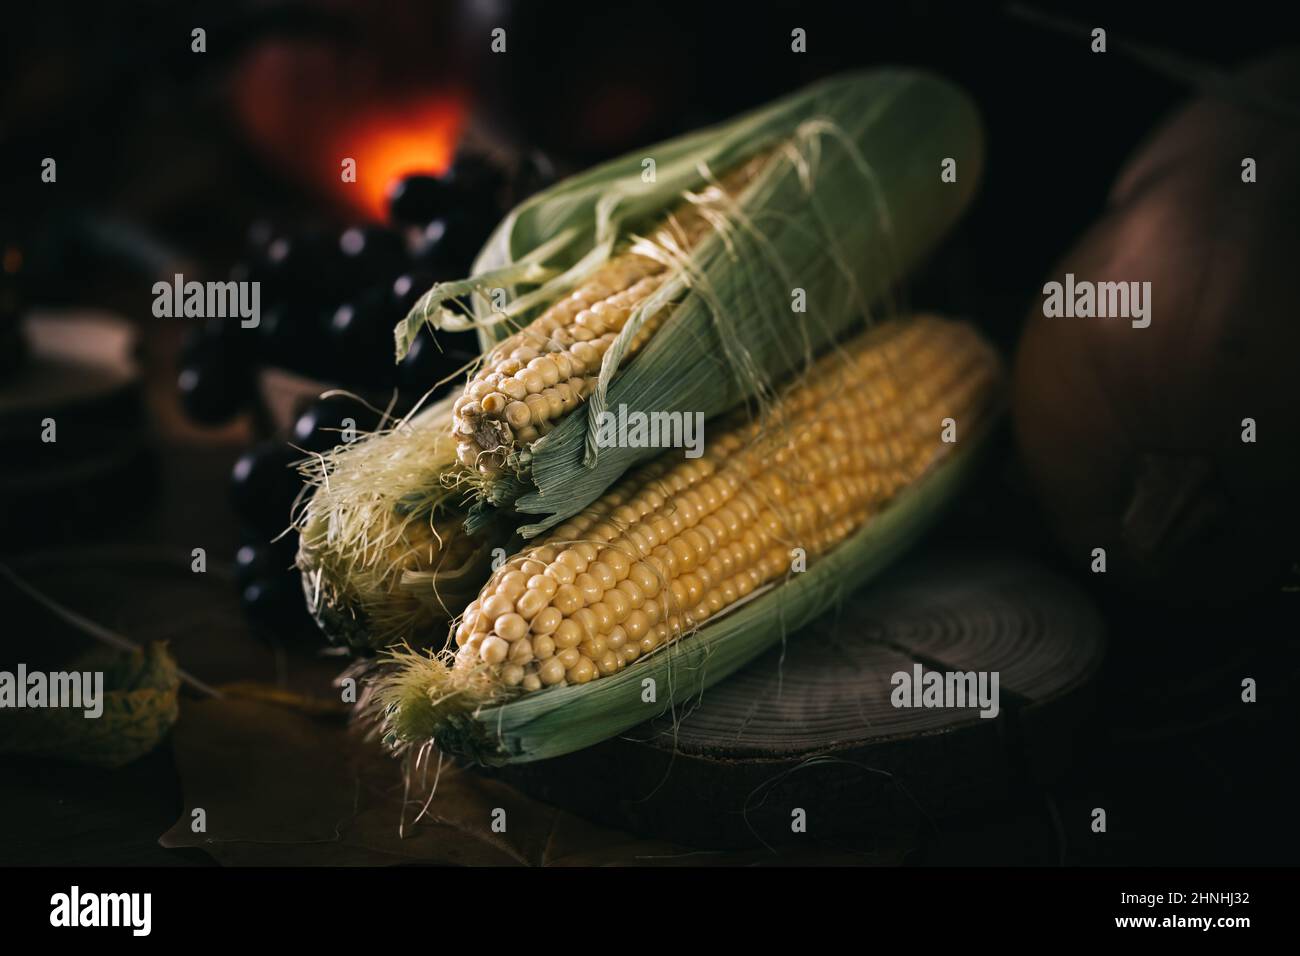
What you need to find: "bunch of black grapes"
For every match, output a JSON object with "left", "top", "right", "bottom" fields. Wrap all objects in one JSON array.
[{"left": 187, "top": 151, "right": 555, "bottom": 637}]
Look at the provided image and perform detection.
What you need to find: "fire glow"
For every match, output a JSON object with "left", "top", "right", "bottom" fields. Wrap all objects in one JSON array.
[
  {"left": 233, "top": 47, "right": 467, "bottom": 223},
  {"left": 334, "top": 95, "right": 467, "bottom": 220}
]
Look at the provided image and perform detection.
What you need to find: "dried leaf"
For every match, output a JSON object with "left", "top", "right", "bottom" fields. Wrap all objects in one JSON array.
[{"left": 0, "top": 642, "right": 180, "bottom": 769}]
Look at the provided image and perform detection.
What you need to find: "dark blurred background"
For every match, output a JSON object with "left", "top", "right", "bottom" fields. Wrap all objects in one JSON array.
[
  {"left": 2, "top": 0, "right": 1299, "bottom": 865},
  {"left": 7, "top": 0, "right": 1299, "bottom": 332}
]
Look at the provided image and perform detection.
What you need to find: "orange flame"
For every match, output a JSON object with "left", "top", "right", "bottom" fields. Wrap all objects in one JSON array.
[
  {"left": 232, "top": 43, "right": 469, "bottom": 224},
  {"left": 332, "top": 94, "right": 468, "bottom": 221}
]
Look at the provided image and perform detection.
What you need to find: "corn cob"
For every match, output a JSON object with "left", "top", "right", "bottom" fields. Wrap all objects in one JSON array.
[
  {"left": 452, "top": 155, "right": 770, "bottom": 479},
  {"left": 316, "top": 71, "right": 983, "bottom": 659},
  {"left": 299, "top": 505, "right": 480, "bottom": 650},
  {"left": 405, "top": 71, "right": 984, "bottom": 538},
  {"left": 445, "top": 315, "right": 999, "bottom": 695},
  {"left": 294, "top": 397, "right": 502, "bottom": 653}
]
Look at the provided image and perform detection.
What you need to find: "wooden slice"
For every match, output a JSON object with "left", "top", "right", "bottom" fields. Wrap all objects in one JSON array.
[{"left": 495, "top": 548, "right": 1105, "bottom": 849}]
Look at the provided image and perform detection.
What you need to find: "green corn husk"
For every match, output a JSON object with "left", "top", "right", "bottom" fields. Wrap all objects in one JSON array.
[
  {"left": 367, "top": 416, "right": 995, "bottom": 766},
  {"left": 397, "top": 69, "right": 984, "bottom": 537}
]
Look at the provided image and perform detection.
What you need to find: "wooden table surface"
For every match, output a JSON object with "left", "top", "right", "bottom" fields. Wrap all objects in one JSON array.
[{"left": 3, "top": 353, "right": 1299, "bottom": 865}]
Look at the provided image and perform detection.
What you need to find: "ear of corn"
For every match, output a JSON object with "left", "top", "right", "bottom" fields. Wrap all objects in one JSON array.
[
  {"left": 398, "top": 70, "right": 985, "bottom": 537},
  {"left": 294, "top": 395, "right": 506, "bottom": 653},
  {"left": 370, "top": 316, "right": 1002, "bottom": 764},
  {"left": 452, "top": 156, "right": 769, "bottom": 479},
  {"left": 301, "top": 72, "right": 985, "bottom": 656}
]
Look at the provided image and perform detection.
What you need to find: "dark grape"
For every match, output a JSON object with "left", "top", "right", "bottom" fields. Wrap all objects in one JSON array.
[
  {"left": 292, "top": 394, "right": 381, "bottom": 454},
  {"left": 236, "top": 532, "right": 298, "bottom": 585},
  {"left": 258, "top": 300, "right": 335, "bottom": 376},
  {"left": 227, "top": 256, "right": 285, "bottom": 315},
  {"left": 177, "top": 364, "right": 240, "bottom": 426},
  {"left": 328, "top": 288, "right": 397, "bottom": 386},
  {"left": 387, "top": 174, "right": 448, "bottom": 226},
  {"left": 411, "top": 213, "right": 494, "bottom": 276},
  {"left": 328, "top": 289, "right": 388, "bottom": 351},
  {"left": 338, "top": 225, "right": 406, "bottom": 284},
  {"left": 391, "top": 271, "right": 478, "bottom": 387},
  {"left": 241, "top": 576, "right": 298, "bottom": 626},
  {"left": 391, "top": 271, "right": 479, "bottom": 389},
  {"left": 177, "top": 321, "right": 253, "bottom": 426},
  {"left": 410, "top": 217, "right": 457, "bottom": 273},
  {"left": 241, "top": 569, "right": 319, "bottom": 639},
  {"left": 230, "top": 441, "right": 302, "bottom": 535},
  {"left": 399, "top": 327, "right": 480, "bottom": 390},
  {"left": 235, "top": 543, "right": 273, "bottom": 585},
  {"left": 188, "top": 315, "right": 257, "bottom": 365},
  {"left": 263, "top": 231, "right": 346, "bottom": 304},
  {"left": 444, "top": 151, "right": 507, "bottom": 201},
  {"left": 391, "top": 270, "right": 436, "bottom": 316}
]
